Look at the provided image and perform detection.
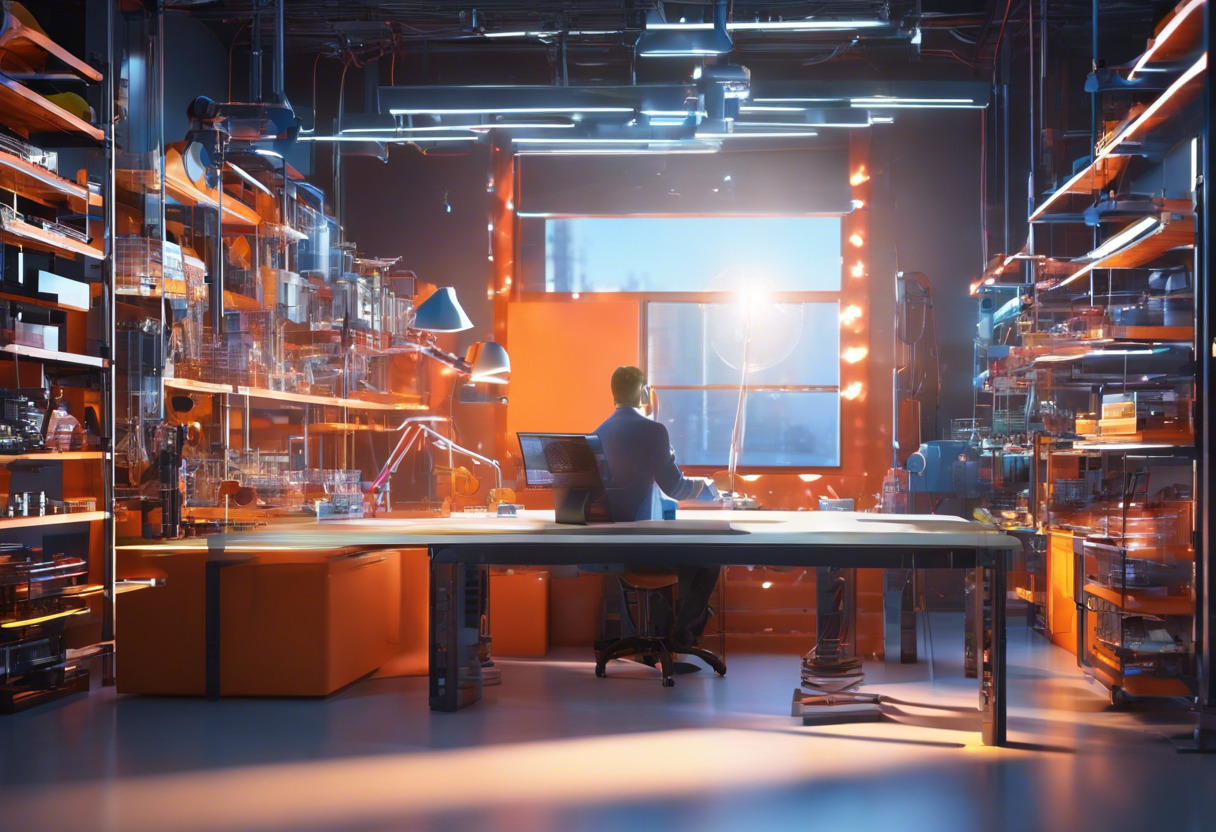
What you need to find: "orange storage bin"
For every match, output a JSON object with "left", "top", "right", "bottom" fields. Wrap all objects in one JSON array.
[{"left": 489, "top": 567, "right": 550, "bottom": 657}]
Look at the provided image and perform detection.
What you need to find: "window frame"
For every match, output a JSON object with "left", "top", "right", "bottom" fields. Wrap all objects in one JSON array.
[{"left": 642, "top": 294, "right": 844, "bottom": 471}]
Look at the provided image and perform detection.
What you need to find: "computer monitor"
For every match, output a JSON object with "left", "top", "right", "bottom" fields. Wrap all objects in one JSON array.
[{"left": 516, "top": 433, "right": 609, "bottom": 524}]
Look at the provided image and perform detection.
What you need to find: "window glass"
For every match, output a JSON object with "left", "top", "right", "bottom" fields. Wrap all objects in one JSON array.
[
  {"left": 544, "top": 217, "right": 842, "bottom": 293},
  {"left": 655, "top": 390, "right": 841, "bottom": 467},
  {"left": 647, "top": 301, "right": 839, "bottom": 388}
]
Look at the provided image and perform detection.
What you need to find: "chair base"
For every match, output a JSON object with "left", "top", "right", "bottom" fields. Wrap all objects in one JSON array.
[{"left": 594, "top": 638, "right": 726, "bottom": 687}]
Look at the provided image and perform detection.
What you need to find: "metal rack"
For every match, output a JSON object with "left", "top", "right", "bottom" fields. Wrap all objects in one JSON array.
[{"left": 0, "top": 0, "right": 117, "bottom": 711}]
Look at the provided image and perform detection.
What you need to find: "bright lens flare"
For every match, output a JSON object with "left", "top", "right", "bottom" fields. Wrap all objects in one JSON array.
[
  {"left": 843, "top": 346, "right": 868, "bottom": 363},
  {"left": 850, "top": 168, "right": 870, "bottom": 186},
  {"left": 840, "top": 305, "right": 863, "bottom": 324},
  {"left": 761, "top": 581, "right": 774, "bottom": 589},
  {"left": 850, "top": 261, "right": 865, "bottom": 278},
  {"left": 841, "top": 381, "right": 863, "bottom": 400},
  {"left": 739, "top": 474, "right": 762, "bottom": 482},
  {"left": 848, "top": 233, "right": 864, "bottom": 248},
  {"left": 798, "top": 474, "right": 822, "bottom": 483}
]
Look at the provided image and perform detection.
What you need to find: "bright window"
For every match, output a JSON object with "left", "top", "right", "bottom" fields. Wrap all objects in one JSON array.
[
  {"left": 544, "top": 216, "right": 842, "bottom": 293},
  {"left": 647, "top": 301, "right": 841, "bottom": 467}
]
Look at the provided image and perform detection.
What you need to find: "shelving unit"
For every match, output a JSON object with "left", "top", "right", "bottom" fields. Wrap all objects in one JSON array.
[
  {"left": 970, "top": 0, "right": 1205, "bottom": 704},
  {"left": 0, "top": 0, "right": 115, "bottom": 712}
]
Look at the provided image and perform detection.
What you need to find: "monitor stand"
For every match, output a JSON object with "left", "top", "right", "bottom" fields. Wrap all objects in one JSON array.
[{"left": 553, "top": 487, "right": 606, "bottom": 525}]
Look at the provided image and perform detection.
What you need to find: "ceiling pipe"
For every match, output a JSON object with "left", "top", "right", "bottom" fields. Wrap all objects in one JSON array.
[
  {"left": 250, "top": 0, "right": 262, "bottom": 100},
  {"left": 274, "top": 0, "right": 285, "bottom": 103}
]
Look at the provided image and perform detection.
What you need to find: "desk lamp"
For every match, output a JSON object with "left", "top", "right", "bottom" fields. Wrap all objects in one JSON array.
[{"left": 412, "top": 287, "right": 473, "bottom": 332}]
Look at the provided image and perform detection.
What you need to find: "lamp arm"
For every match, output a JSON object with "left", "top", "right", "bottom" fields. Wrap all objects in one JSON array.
[
  {"left": 416, "top": 425, "right": 503, "bottom": 490},
  {"left": 418, "top": 343, "right": 473, "bottom": 375},
  {"left": 369, "top": 416, "right": 450, "bottom": 498}
]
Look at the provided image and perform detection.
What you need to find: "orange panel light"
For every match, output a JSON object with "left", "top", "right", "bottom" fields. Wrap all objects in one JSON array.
[
  {"left": 843, "top": 346, "right": 868, "bottom": 363},
  {"left": 848, "top": 233, "right": 864, "bottom": 248},
  {"left": 850, "top": 168, "right": 870, "bottom": 186},
  {"left": 839, "top": 305, "right": 863, "bottom": 324},
  {"left": 850, "top": 261, "right": 865, "bottom": 278},
  {"left": 841, "top": 381, "right": 863, "bottom": 400}
]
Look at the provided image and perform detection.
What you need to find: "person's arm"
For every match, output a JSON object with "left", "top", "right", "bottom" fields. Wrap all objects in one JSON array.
[{"left": 652, "top": 422, "right": 706, "bottom": 501}]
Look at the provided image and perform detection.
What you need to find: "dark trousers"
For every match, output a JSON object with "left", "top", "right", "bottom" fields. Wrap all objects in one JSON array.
[{"left": 613, "top": 566, "right": 720, "bottom": 647}]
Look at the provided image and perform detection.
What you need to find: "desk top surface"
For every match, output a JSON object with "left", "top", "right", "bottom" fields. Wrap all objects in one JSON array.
[{"left": 152, "top": 510, "right": 1018, "bottom": 556}]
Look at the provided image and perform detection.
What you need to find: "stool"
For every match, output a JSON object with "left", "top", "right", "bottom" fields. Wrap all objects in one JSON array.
[{"left": 594, "top": 568, "right": 726, "bottom": 687}]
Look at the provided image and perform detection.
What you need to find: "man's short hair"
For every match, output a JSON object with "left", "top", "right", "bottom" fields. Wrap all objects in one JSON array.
[{"left": 611, "top": 366, "right": 647, "bottom": 405}]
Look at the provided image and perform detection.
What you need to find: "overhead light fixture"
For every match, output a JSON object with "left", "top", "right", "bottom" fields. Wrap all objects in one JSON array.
[
  {"left": 388, "top": 106, "right": 634, "bottom": 116},
  {"left": 728, "top": 19, "right": 886, "bottom": 31},
  {"left": 513, "top": 146, "right": 720, "bottom": 156},
  {"left": 299, "top": 134, "right": 479, "bottom": 143},
  {"left": 850, "top": 97, "right": 982, "bottom": 109},
  {"left": 697, "top": 130, "right": 819, "bottom": 139},
  {"left": 413, "top": 287, "right": 473, "bottom": 332},
  {"left": 637, "top": 1, "right": 732, "bottom": 57},
  {"left": 466, "top": 118, "right": 577, "bottom": 132},
  {"left": 738, "top": 105, "right": 806, "bottom": 113},
  {"left": 512, "top": 137, "right": 690, "bottom": 145}
]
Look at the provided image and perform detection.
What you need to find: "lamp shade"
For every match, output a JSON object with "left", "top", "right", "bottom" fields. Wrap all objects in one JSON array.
[
  {"left": 466, "top": 341, "right": 511, "bottom": 384},
  {"left": 413, "top": 287, "right": 473, "bottom": 332}
]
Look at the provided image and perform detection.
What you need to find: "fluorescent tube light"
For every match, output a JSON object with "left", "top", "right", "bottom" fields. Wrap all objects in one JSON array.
[
  {"left": 648, "top": 20, "right": 885, "bottom": 32},
  {"left": 514, "top": 147, "right": 719, "bottom": 156},
  {"left": 226, "top": 162, "right": 271, "bottom": 195},
  {"left": 512, "top": 137, "right": 689, "bottom": 145},
  {"left": 1088, "top": 215, "right": 1160, "bottom": 260},
  {"left": 1033, "top": 53, "right": 1207, "bottom": 220},
  {"left": 1128, "top": 0, "right": 1204, "bottom": 78},
  {"left": 850, "top": 97, "right": 982, "bottom": 108},
  {"left": 697, "top": 131, "right": 819, "bottom": 138},
  {"left": 727, "top": 19, "right": 886, "bottom": 31},
  {"left": 389, "top": 107, "right": 634, "bottom": 116}
]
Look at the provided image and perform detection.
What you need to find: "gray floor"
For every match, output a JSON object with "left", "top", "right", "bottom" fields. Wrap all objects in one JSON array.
[{"left": 3, "top": 611, "right": 1214, "bottom": 832}]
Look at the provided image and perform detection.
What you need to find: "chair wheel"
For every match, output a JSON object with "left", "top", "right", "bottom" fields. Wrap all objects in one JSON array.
[
  {"left": 595, "top": 665, "right": 606, "bottom": 678},
  {"left": 662, "top": 677, "right": 675, "bottom": 687}
]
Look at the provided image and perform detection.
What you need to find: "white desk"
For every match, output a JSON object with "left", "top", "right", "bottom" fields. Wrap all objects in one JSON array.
[{"left": 214, "top": 510, "right": 1019, "bottom": 745}]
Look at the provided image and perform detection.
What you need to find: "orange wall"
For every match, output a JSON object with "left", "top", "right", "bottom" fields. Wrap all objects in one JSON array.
[{"left": 504, "top": 298, "right": 640, "bottom": 439}]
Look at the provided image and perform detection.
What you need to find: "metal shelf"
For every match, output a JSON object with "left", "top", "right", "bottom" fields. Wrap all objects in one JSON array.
[
  {"left": 0, "top": 342, "right": 107, "bottom": 368},
  {"left": 0, "top": 510, "right": 109, "bottom": 530},
  {"left": 0, "top": 450, "right": 107, "bottom": 468},
  {"left": 1030, "top": 53, "right": 1206, "bottom": 222},
  {"left": 0, "top": 75, "right": 105, "bottom": 142},
  {"left": 0, "top": 148, "right": 100, "bottom": 211}
]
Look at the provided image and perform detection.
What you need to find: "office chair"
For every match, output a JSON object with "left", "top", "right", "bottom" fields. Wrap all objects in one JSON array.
[
  {"left": 591, "top": 484, "right": 726, "bottom": 687},
  {"left": 594, "top": 567, "right": 726, "bottom": 687}
]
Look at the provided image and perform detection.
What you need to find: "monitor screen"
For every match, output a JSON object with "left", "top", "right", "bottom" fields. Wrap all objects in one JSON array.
[{"left": 517, "top": 433, "right": 604, "bottom": 490}]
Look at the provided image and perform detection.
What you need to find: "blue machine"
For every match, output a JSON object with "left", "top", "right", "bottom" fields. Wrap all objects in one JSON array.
[{"left": 905, "top": 440, "right": 980, "bottom": 496}]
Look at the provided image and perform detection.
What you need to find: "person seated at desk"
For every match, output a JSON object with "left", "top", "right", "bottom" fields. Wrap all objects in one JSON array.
[{"left": 594, "top": 365, "right": 719, "bottom": 650}]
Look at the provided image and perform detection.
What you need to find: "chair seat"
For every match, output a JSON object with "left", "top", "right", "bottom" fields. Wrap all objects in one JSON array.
[{"left": 620, "top": 568, "right": 679, "bottom": 590}]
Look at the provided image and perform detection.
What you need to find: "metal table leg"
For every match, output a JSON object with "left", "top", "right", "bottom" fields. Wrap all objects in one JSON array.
[
  {"left": 429, "top": 553, "right": 484, "bottom": 712},
  {"left": 979, "top": 553, "right": 1008, "bottom": 746}
]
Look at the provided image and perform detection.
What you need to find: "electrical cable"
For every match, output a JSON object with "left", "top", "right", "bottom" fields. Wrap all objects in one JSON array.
[{"left": 227, "top": 20, "right": 252, "bottom": 102}]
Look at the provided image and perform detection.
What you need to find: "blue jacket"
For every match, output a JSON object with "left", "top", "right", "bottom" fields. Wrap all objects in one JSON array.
[{"left": 593, "top": 407, "right": 704, "bottom": 521}]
